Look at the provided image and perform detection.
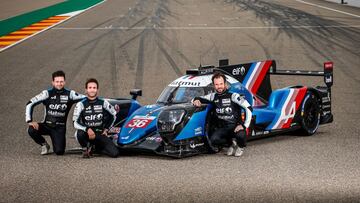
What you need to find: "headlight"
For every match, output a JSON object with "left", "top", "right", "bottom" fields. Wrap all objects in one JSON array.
[{"left": 157, "top": 109, "right": 185, "bottom": 132}]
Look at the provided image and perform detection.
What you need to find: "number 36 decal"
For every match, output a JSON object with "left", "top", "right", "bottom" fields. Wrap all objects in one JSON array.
[{"left": 126, "top": 116, "right": 156, "bottom": 129}]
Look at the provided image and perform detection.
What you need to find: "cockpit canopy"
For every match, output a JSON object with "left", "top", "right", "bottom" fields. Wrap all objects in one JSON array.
[{"left": 156, "top": 74, "right": 266, "bottom": 106}]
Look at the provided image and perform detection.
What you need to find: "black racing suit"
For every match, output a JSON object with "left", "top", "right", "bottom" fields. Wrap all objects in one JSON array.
[
  {"left": 25, "top": 87, "right": 85, "bottom": 155},
  {"left": 73, "top": 97, "right": 119, "bottom": 157},
  {"left": 194, "top": 89, "right": 253, "bottom": 148}
]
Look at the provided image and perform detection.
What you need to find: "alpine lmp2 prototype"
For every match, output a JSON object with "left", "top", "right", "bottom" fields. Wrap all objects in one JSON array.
[{"left": 111, "top": 59, "right": 333, "bottom": 158}]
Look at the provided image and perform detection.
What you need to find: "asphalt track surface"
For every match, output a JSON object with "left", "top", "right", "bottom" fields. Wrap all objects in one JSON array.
[{"left": 1, "top": 0, "right": 360, "bottom": 202}]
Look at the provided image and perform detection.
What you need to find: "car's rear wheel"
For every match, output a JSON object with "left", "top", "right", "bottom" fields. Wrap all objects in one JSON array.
[{"left": 300, "top": 92, "right": 320, "bottom": 135}]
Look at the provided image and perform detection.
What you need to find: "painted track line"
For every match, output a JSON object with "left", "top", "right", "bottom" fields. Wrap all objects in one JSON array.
[
  {"left": 295, "top": 0, "right": 360, "bottom": 18},
  {"left": 53, "top": 25, "right": 360, "bottom": 30}
]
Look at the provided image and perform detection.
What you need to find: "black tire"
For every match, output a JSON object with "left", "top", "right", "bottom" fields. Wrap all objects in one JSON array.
[{"left": 300, "top": 92, "right": 321, "bottom": 135}]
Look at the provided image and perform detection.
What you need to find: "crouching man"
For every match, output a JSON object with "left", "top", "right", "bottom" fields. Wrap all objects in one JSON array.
[
  {"left": 192, "top": 72, "right": 252, "bottom": 157},
  {"left": 25, "top": 70, "right": 85, "bottom": 155},
  {"left": 73, "top": 78, "right": 119, "bottom": 158}
]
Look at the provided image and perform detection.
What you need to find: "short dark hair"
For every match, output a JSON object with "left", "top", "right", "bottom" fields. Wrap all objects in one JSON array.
[
  {"left": 211, "top": 71, "right": 226, "bottom": 83},
  {"left": 85, "top": 78, "right": 99, "bottom": 89},
  {"left": 52, "top": 70, "right": 65, "bottom": 81}
]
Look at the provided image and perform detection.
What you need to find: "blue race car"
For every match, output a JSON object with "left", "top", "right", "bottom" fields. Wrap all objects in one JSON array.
[{"left": 114, "top": 59, "right": 333, "bottom": 158}]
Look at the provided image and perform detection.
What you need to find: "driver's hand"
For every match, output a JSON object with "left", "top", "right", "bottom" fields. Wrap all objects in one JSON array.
[
  {"left": 101, "top": 129, "right": 109, "bottom": 136},
  {"left": 234, "top": 124, "right": 244, "bottom": 133},
  {"left": 192, "top": 100, "right": 202, "bottom": 107},
  {"left": 28, "top": 122, "right": 39, "bottom": 130},
  {"left": 87, "top": 128, "right": 96, "bottom": 140}
]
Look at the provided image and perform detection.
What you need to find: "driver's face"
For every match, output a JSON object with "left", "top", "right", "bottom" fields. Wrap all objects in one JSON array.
[
  {"left": 86, "top": 82, "right": 98, "bottom": 98},
  {"left": 213, "top": 77, "right": 226, "bottom": 93},
  {"left": 52, "top": 76, "right": 65, "bottom": 90}
]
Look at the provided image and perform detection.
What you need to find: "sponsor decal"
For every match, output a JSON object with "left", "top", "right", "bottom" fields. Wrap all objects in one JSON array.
[
  {"left": 216, "top": 107, "right": 233, "bottom": 114},
  {"left": 322, "top": 95, "right": 331, "bottom": 103},
  {"left": 322, "top": 104, "right": 331, "bottom": 109},
  {"left": 60, "top": 95, "right": 68, "bottom": 101},
  {"left": 251, "top": 130, "right": 269, "bottom": 136},
  {"left": 199, "top": 69, "right": 213, "bottom": 74},
  {"left": 232, "top": 66, "right": 246, "bottom": 76},
  {"left": 47, "top": 110, "right": 65, "bottom": 117},
  {"left": 222, "top": 98, "right": 231, "bottom": 104},
  {"left": 51, "top": 95, "right": 57, "bottom": 100},
  {"left": 85, "top": 121, "right": 102, "bottom": 127},
  {"left": 94, "top": 105, "right": 102, "bottom": 110},
  {"left": 85, "top": 113, "right": 103, "bottom": 121},
  {"left": 85, "top": 106, "right": 91, "bottom": 111},
  {"left": 170, "top": 81, "right": 201, "bottom": 87},
  {"left": 190, "top": 142, "right": 204, "bottom": 149},
  {"left": 49, "top": 104, "right": 67, "bottom": 110},
  {"left": 120, "top": 136, "right": 129, "bottom": 140},
  {"left": 146, "top": 136, "right": 163, "bottom": 143},
  {"left": 114, "top": 104, "right": 120, "bottom": 113},
  {"left": 195, "top": 127, "right": 202, "bottom": 135},
  {"left": 270, "top": 87, "right": 307, "bottom": 130},
  {"left": 216, "top": 108, "right": 224, "bottom": 114},
  {"left": 225, "top": 107, "right": 232, "bottom": 114},
  {"left": 325, "top": 75, "right": 332, "bottom": 83},
  {"left": 218, "top": 115, "right": 234, "bottom": 120}
]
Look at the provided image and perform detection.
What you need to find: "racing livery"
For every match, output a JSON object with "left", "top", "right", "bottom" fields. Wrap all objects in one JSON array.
[
  {"left": 115, "top": 59, "right": 333, "bottom": 158},
  {"left": 25, "top": 88, "right": 85, "bottom": 126}
]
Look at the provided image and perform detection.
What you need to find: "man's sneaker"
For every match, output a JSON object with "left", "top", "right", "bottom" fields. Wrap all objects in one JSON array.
[
  {"left": 82, "top": 146, "right": 93, "bottom": 158},
  {"left": 41, "top": 143, "right": 50, "bottom": 155},
  {"left": 234, "top": 147, "right": 244, "bottom": 157},
  {"left": 226, "top": 139, "right": 238, "bottom": 156}
]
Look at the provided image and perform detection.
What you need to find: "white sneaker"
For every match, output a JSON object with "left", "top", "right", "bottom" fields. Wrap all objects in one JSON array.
[
  {"left": 226, "top": 140, "right": 237, "bottom": 156},
  {"left": 234, "top": 147, "right": 244, "bottom": 157},
  {"left": 41, "top": 143, "right": 50, "bottom": 155}
]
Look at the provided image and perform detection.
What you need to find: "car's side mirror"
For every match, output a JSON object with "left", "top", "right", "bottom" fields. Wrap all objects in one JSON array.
[{"left": 130, "top": 89, "right": 142, "bottom": 100}]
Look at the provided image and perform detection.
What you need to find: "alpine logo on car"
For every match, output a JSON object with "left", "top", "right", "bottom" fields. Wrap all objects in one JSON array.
[{"left": 268, "top": 87, "right": 307, "bottom": 130}]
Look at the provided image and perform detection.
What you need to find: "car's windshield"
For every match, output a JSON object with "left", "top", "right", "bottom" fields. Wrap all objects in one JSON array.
[{"left": 157, "top": 86, "right": 213, "bottom": 104}]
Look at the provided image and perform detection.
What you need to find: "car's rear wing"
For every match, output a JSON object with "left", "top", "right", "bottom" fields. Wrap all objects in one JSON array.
[{"left": 269, "top": 61, "right": 334, "bottom": 88}]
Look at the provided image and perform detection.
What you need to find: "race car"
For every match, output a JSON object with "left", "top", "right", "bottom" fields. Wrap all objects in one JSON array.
[{"left": 114, "top": 59, "right": 333, "bottom": 158}]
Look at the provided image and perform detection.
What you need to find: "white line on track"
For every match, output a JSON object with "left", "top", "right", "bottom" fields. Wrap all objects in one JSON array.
[
  {"left": 52, "top": 25, "right": 360, "bottom": 30},
  {"left": 295, "top": 0, "right": 360, "bottom": 18}
]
